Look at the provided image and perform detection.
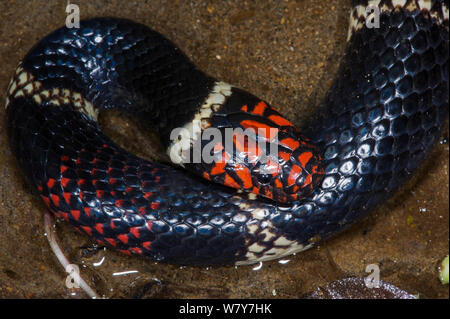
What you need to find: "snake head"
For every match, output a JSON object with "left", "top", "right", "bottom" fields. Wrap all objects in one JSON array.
[{"left": 175, "top": 85, "right": 325, "bottom": 203}]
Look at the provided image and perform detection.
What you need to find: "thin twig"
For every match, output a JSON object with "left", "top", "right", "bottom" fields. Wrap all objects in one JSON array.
[{"left": 43, "top": 211, "right": 100, "bottom": 299}]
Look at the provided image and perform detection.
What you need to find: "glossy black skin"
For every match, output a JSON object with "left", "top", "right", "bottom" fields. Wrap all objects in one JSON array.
[{"left": 6, "top": 5, "right": 449, "bottom": 265}]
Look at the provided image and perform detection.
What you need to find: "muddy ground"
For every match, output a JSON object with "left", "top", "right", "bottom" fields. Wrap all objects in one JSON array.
[{"left": 0, "top": 0, "right": 448, "bottom": 298}]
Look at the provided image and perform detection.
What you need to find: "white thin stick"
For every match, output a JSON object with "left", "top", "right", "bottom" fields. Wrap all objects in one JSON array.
[{"left": 44, "top": 212, "right": 100, "bottom": 299}]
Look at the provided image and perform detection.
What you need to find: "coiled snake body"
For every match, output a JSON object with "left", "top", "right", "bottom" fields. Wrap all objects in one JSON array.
[{"left": 5, "top": 1, "right": 449, "bottom": 265}]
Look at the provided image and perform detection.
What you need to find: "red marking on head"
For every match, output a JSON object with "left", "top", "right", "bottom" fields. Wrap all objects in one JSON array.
[
  {"left": 232, "top": 134, "right": 263, "bottom": 163},
  {"left": 278, "top": 151, "right": 291, "bottom": 162},
  {"left": 288, "top": 164, "right": 302, "bottom": 186},
  {"left": 96, "top": 190, "right": 105, "bottom": 198},
  {"left": 224, "top": 174, "right": 241, "bottom": 189},
  {"left": 61, "top": 155, "right": 70, "bottom": 162},
  {"left": 138, "top": 207, "right": 147, "bottom": 214},
  {"left": 145, "top": 221, "right": 153, "bottom": 231},
  {"left": 233, "top": 135, "right": 246, "bottom": 154},
  {"left": 241, "top": 105, "right": 248, "bottom": 112},
  {"left": 75, "top": 158, "right": 81, "bottom": 164},
  {"left": 60, "top": 165, "right": 68, "bottom": 173},
  {"left": 240, "top": 120, "right": 272, "bottom": 131},
  {"left": 233, "top": 163, "right": 253, "bottom": 189},
  {"left": 268, "top": 114, "right": 294, "bottom": 127},
  {"left": 239, "top": 120, "right": 278, "bottom": 141},
  {"left": 303, "top": 173, "right": 313, "bottom": 187},
  {"left": 252, "top": 101, "right": 268, "bottom": 116},
  {"left": 280, "top": 137, "right": 300, "bottom": 150},
  {"left": 84, "top": 207, "right": 91, "bottom": 217},
  {"left": 210, "top": 161, "right": 226, "bottom": 175},
  {"left": 142, "top": 241, "right": 151, "bottom": 250},
  {"left": 274, "top": 179, "right": 283, "bottom": 189},
  {"left": 298, "top": 152, "right": 313, "bottom": 168}
]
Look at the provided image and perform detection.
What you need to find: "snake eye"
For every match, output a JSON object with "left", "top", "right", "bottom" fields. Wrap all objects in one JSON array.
[
  {"left": 257, "top": 173, "right": 272, "bottom": 185},
  {"left": 295, "top": 174, "right": 305, "bottom": 187}
]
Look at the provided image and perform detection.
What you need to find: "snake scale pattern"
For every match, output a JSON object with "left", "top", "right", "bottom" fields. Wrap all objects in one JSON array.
[{"left": 5, "top": 0, "right": 449, "bottom": 265}]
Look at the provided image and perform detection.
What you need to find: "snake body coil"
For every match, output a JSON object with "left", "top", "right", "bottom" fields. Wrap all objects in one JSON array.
[{"left": 5, "top": 1, "right": 449, "bottom": 265}]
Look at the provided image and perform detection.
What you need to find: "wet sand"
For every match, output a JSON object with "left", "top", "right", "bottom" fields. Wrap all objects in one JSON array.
[{"left": 0, "top": 0, "right": 448, "bottom": 298}]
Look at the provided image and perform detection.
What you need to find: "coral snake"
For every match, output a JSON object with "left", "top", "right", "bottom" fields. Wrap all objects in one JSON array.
[{"left": 5, "top": 0, "right": 449, "bottom": 265}]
